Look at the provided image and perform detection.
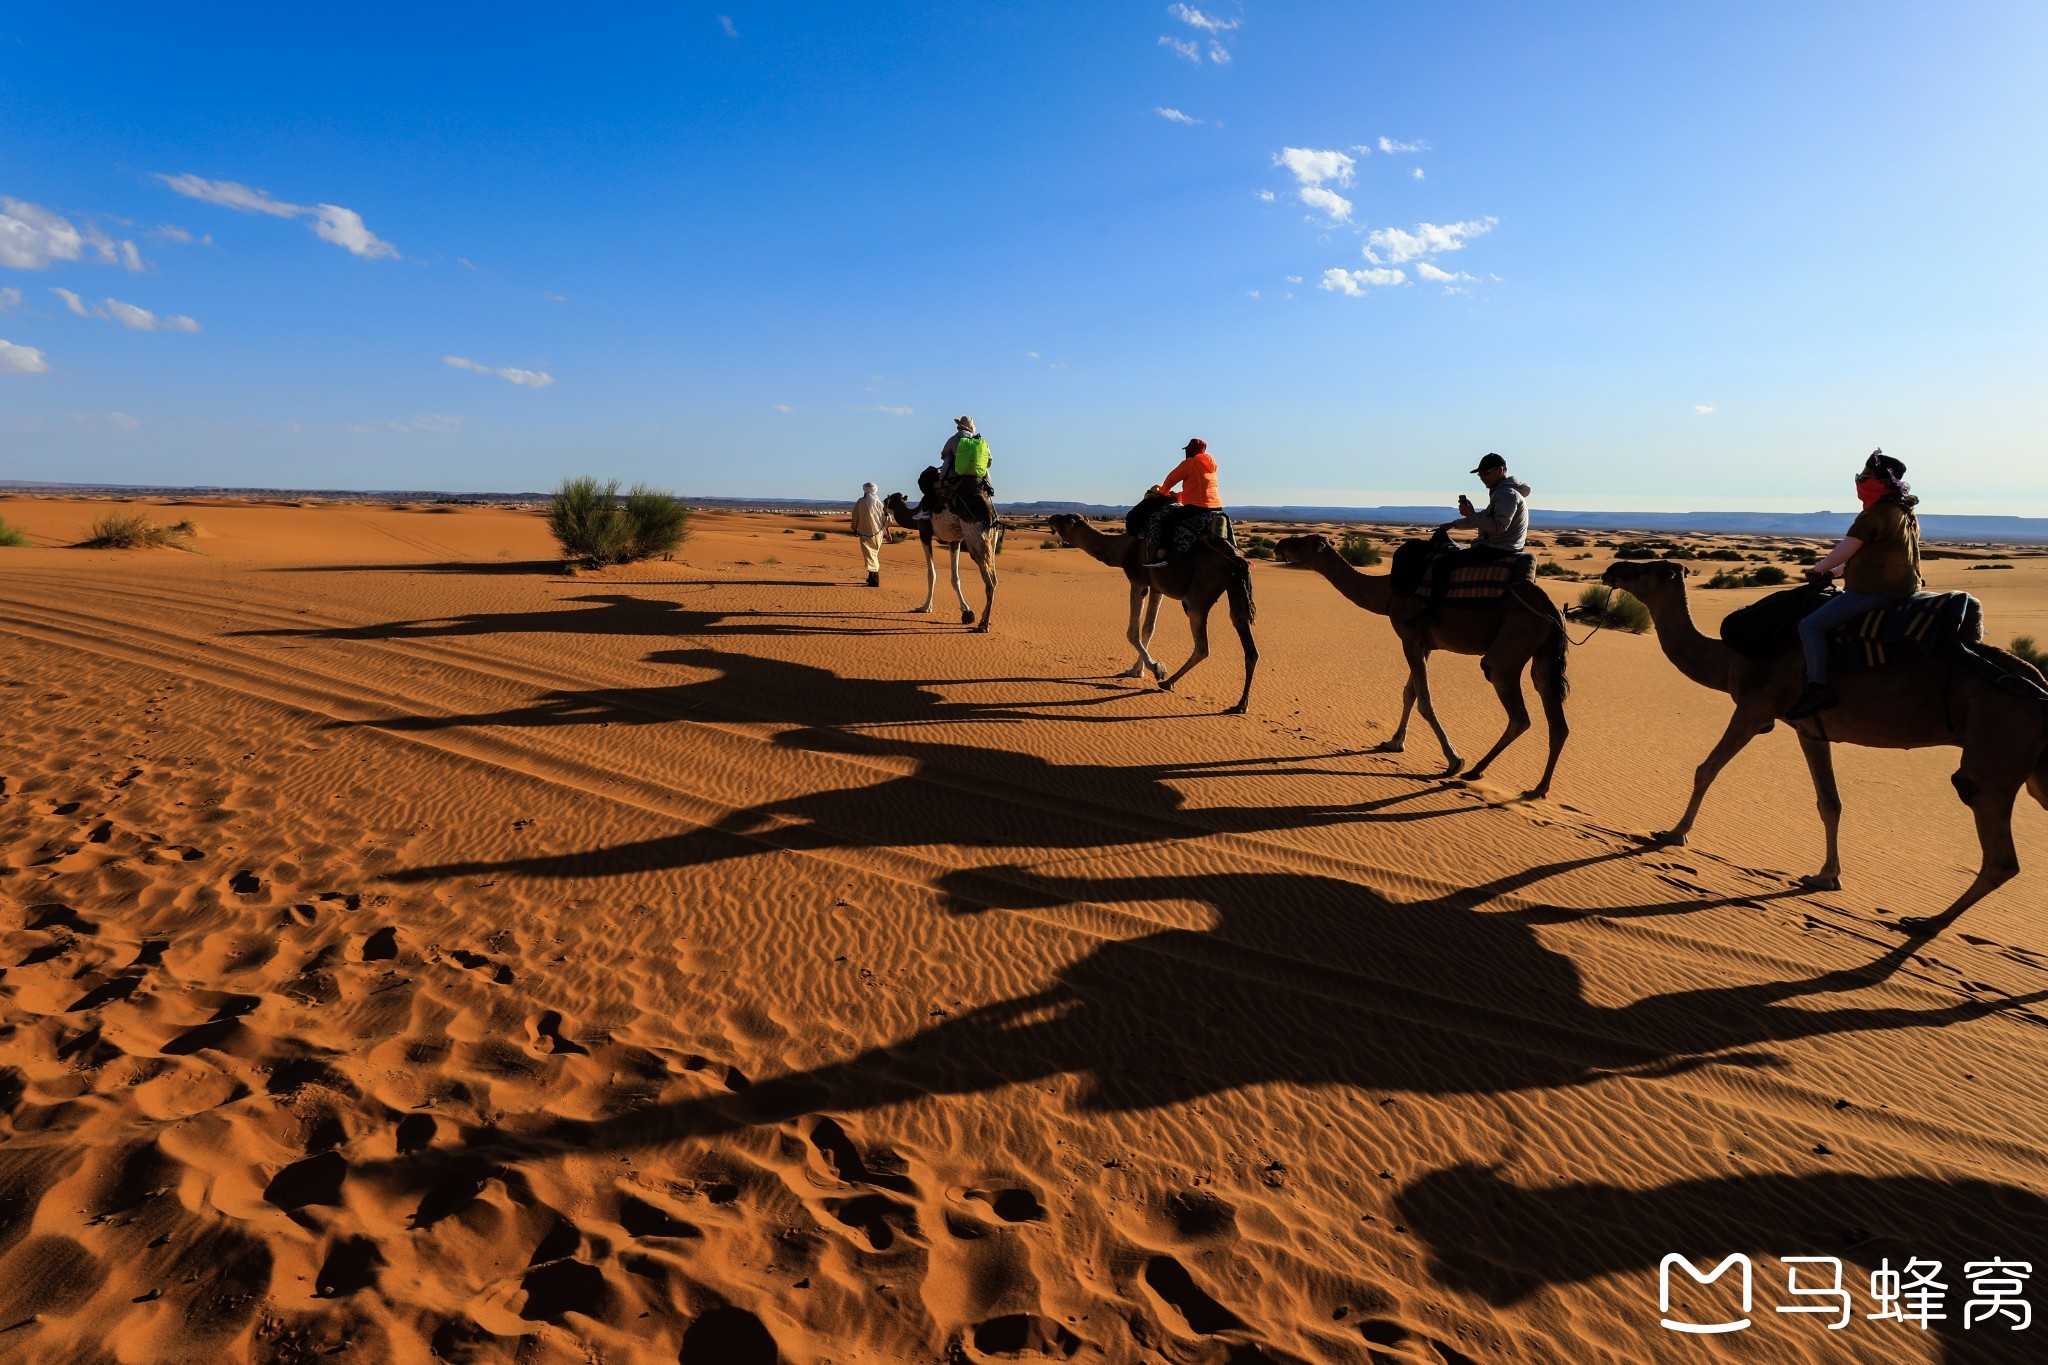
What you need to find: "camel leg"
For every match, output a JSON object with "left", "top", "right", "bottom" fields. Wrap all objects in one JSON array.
[
  {"left": 1794, "top": 730, "right": 1843, "bottom": 891},
  {"left": 1160, "top": 597, "right": 1213, "bottom": 696},
  {"left": 1659, "top": 703, "right": 1775, "bottom": 845},
  {"left": 1897, "top": 759, "right": 2025, "bottom": 934},
  {"left": 948, "top": 542, "right": 973, "bottom": 624},
  {"left": 968, "top": 543, "right": 996, "bottom": 633},
  {"left": 1463, "top": 652, "right": 1532, "bottom": 785},
  {"left": 1525, "top": 631, "right": 1570, "bottom": 800},
  {"left": 1139, "top": 588, "right": 1166, "bottom": 681},
  {"left": 1123, "top": 582, "right": 1165, "bottom": 680},
  {"left": 1377, "top": 676, "right": 1417, "bottom": 753},
  {"left": 914, "top": 537, "right": 937, "bottom": 613},
  {"left": 1404, "top": 643, "right": 1461, "bottom": 777},
  {"left": 1224, "top": 566, "right": 1256, "bottom": 715}
]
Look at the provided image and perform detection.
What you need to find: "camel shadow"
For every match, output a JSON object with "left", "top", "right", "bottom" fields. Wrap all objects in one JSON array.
[
  {"left": 230, "top": 595, "right": 954, "bottom": 643},
  {"left": 1396, "top": 1163, "right": 2048, "bottom": 1362},
  {"left": 349, "top": 857, "right": 2048, "bottom": 1244},
  {"left": 369, "top": 647, "right": 1520, "bottom": 883}
]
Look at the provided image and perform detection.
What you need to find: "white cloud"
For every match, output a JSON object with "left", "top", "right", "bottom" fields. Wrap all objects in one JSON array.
[
  {"left": 852, "top": 404, "right": 914, "bottom": 416},
  {"left": 773, "top": 402, "right": 795, "bottom": 413},
  {"left": 1208, "top": 41, "right": 1231, "bottom": 64},
  {"left": 0, "top": 197, "right": 145, "bottom": 272},
  {"left": 445, "top": 355, "right": 554, "bottom": 388},
  {"left": 156, "top": 174, "right": 398, "bottom": 259},
  {"left": 48, "top": 289, "right": 201, "bottom": 332},
  {"left": 1275, "top": 147, "right": 1355, "bottom": 188},
  {"left": 0, "top": 339, "right": 50, "bottom": 374},
  {"left": 0, "top": 287, "right": 20, "bottom": 311},
  {"left": 1156, "top": 106, "right": 1201, "bottom": 125},
  {"left": 1158, "top": 35, "right": 1200, "bottom": 61},
  {"left": 1298, "top": 186, "right": 1353, "bottom": 223},
  {"left": 1285, "top": 275, "right": 1301, "bottom": 284},
  {"left": 1694, "top": 403, "right": 1717, "bottom": 416},
  {"left": 1377, "top": 136, "right": 1428, "bottom": 153},
  {"left": 349, "top": 414, "right": 465, "bottom": 434},
  {"left": 719, "top": 14, "right": 738, "bottom": 37},
  {"left": 1415, "top": 262, "right": 1473, "bottom": 284},
  {"left": 105, "top": 412, "right": 142, "bottom": 432},
  {"left": 541, "top": 291, "right": 567, "bottom": 302},
  {"left": 1254, "top": 188, "right": 1275, "bottom": 202},
  {"left": 1245, "top": 289, "right": 1259, "bottom": 298},
  {"left": 1027, "top": 350, "right": 1039, "bottom": 358},
  {"left": 154, "top": 224, "right": 212, "bottom": 246},
  {"left": 1168, "top": 4, "right": 1239, "bottom": 32},
  {"left": 308, "top": 204, "right": 399, "bottom": 260},
  {"left": 1320, "top": 266, "right": 1405, "bottom": 296},
  {"left": 1412, "top": 167, "right": 1425, "bottom": 180},
  {"left": 1364, "top": 217, "right": 1497, "bottom": 263}
]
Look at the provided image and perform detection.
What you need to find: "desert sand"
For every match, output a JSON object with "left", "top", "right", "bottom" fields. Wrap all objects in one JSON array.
[{"left": 3, "top": 494, "right": 2047, "bottom": 1364}]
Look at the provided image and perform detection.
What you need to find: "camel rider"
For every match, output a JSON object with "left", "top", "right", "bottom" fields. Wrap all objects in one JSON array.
[
  {"left": 1785, "top": 450, "right": 1923, "bottom": 719},
  {"left": 1426, "top": 452, "right": 1528, "bottom": 597},
  {"left": 918, "top": 416, "right": 993, "bottom": 519},
  {"left": 1142, "top": 438, "right": 1227, "bottom": 568}
]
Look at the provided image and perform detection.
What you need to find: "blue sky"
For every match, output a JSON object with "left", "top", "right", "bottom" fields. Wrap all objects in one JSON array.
[{"left": 3, "top": 3, "right": 2044, "bottom": 513}]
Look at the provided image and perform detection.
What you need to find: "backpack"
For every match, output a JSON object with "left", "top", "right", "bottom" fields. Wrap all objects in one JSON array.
[{"left": 952, "top": 435, "right": 990, "bottom": 479}]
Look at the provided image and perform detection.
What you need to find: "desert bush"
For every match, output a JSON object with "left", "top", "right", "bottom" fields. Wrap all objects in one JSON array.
[
  {"left": 886, "top": 529, "right": 909, "bottom": 545},
  {"left": 1554, "top": 534, "right": 1586, "bottom": 548},
  {"left": 1524, "top": 536, "right": 1547, "bottom": 548},
  {"left": 547, "top": 478, "right": 692, "bottom": 565},
  {"left": 1338, "top": 531, "right": 1382, "bottom": 567},
  {"left": 1612, "top": 544, "right": 1659, "bottom": 560},
  {"left": 1701, "top": 547, "right": 1745, "bottom": 562},
  {"left": 1750, "top": 564, "right": 1789, "bottom": 586},
  {"left": 1040, "top": 537, "right": 1062, "bottom": 549},
  {"left": 2012, "top": 636, "right": 2046, "bottom": 671},
  {"left": 1536, "top": 560, "right": 1572, "bottom": 578},
  {"left": 78, "top": 512, "right": 194, "bottom": 549},
  {"left": 1705, "top": 570, "right": 1744, "bottom": 589},
  {"left": 1780, "top": 546, "right": 1820, "bottom": 564},
  {"left": 811, "top": 530, "right": 827, "bottom": 540},
  {"left": 1577, "top": 583, "right": 1652, "bottom": 633},
  {"left": 1244, "top": 534, "right": 1277, "bottom": 560},
  {"left": 1968, "top": 563, "right": 2013, "bottom": 571},
  {"left": 0, "top": 519, "right": 29, "bottom": 547}
]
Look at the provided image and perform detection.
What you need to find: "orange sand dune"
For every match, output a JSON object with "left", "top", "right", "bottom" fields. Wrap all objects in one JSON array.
[{"left": 3, "top": 495, "right": 2047, "bottom": 1363}]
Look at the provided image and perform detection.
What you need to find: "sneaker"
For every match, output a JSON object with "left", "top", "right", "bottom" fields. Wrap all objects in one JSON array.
[{"left": 1785, "top": 682, "right": 1839, "bottom": 719}]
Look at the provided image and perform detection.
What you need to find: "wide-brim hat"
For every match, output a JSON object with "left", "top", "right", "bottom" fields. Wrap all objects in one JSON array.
[{"left": 955, "top": 415, "right": 975, "bottom": 430}]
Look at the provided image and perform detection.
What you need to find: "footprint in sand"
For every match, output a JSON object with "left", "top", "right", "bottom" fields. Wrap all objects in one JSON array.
[
  {"left": 526, "top": 1009, "right": 588, "bottom": 1055},
  {"left": 358, "top": 926, "right": 398, "bottom": 961},
  {"left": 1142, "top": 1254, "right": 1244, "bottom": 1335},
  {"left": 679, "top": 1306, "right": 780, "bottom": 1365}
]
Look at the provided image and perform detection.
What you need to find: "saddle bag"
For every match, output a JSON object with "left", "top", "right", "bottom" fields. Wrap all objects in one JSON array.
[{"left": 1720, "top": 582, "right": 1833, "bottom": 660}]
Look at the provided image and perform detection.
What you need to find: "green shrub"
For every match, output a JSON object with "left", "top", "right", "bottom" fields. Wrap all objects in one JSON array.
[
  {"left": 1701, "top": 547, "right": 1745, "bottom": 562},
  {"left": 1780, "top": 546, "right": 1820, "bottom": 564},
  {"left": 1750, "top": 564, "right": 1789, "bottom": 586},
  {"left": 1040, "top": 537, "right": 1062, "bottom": 549},
  {"left": 1705, "top": 570, "right": 1744, "bottom": 589},
  {"left": 1338, "top": 531, "right": 1382, "bottom": 567},
  {"left": 1577, "top": 583, "right": 1651, "bottom": 633},
  {"left": 811, "top": 530, "right": 827, "bottom": 541},
  {"left": 1613, "top": 545, "right": 1659, "bottom": 560},
  {"left": 1535, "top": 560, "right": 1572, "bottom": 578},
  {"left": 547, "top": 477, "right": 693, "bottom": 565},
  {"left": 0, "top": 519, "right": 29, "bottom": 548},
  {"left": 78, "top": 512, "right": 195, "bottom": 549},
  {"left": 1524, "top": 536, "right": 1547, "bottom": 548},
  {"left": 2013, "top": 636, "right": 2046, "bottom": 671},
  {"left": 1968, "top": 563, "right": 2013, "bottom": 571},
  {"left": 1554, "top": 534, "right": 1586, "bottom": 548}
]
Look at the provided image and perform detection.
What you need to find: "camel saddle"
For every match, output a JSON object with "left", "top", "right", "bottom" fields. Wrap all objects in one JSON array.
[
  {"left": 1721, "top": 585, "right": 1987, "bottom": 677},
  {"left": 1391, "top": 538, "right": 1534, "bottom": 606},
  {"left": 1126, "top": 493, "right": 1234, "bottom": 559},
  {"left": 917, "top": 465, "right": 995, "bottom": 525}
]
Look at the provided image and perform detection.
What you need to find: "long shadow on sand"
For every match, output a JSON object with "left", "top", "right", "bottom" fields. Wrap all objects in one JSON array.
[
  {"left": 1395, "top": 1163, "right": 2048, "bottom": 1363},
  {"left": 356, "top": 856, "right": 2047, "bottom": 1266},
  {"left": 366, "top": 648, "right": 1505, "bottom": 884},
  {"left": 231, "top": 593, "right": 968, "bottom": 641}
]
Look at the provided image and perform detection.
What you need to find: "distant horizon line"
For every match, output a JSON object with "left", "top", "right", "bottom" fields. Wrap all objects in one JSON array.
[{"left": 4, "top": 478, "right": 2046, "bottom": 542}]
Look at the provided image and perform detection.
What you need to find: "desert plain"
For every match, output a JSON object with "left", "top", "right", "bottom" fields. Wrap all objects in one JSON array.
[{"left": 3, "top": 494, "right": 2048, "bottom": 1364}]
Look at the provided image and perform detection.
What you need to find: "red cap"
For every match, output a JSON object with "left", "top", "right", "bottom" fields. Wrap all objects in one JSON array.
[{"left": 1183, "top": 438, "right": 1207, "bottom": 454}]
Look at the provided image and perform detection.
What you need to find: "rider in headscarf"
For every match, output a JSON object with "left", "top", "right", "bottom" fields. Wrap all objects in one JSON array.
[{"left": 1786, "top": 449, "right": 1923, "bottom": 718}]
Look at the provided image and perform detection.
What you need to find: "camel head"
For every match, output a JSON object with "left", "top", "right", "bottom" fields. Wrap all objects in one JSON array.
[
  {"left": 1274, "top": 534, "right": 1334, "bottom": 567},
  {"left": 1047, "top": 513, "right": 1084, "bottom": 544},
  {"left": 883, "top": 492, "right": 909, "bottom": 514},
  {"left": 1601, "top": 558, "right": 1689, "bottom": 604}
]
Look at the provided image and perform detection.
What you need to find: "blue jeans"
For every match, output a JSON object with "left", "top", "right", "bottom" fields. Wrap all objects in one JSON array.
[{"left": 1798, "top": 590, "right": 1889, "bottom": 683}]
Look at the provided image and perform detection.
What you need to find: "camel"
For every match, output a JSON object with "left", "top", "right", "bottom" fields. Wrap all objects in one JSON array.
[
  {"left": 1047, "top": 512, "right": 1257, "bottom": 714},
  {"left": 881, "top": 491, "right": 998, "bottom": 632},
  {"left": 1274, "top": 534, "right": 1570, "bottom": 798},
  {"left": 1602, "top": 559, "right": 2048, "bottom": 932}
]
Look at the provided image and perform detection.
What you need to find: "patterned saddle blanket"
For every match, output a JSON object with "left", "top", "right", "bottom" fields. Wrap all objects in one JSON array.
[
  {"left": 1390, "top": 539, "right": 1535, "bottom": 605},
  {"left": 1828, "top": 591, "right": 1982, "bottom": 677},
  {"left": 1127, "top": 498, "right": 1233, "bottom": 558}
]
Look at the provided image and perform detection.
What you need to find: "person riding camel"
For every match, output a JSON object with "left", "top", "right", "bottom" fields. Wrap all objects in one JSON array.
[
  {"left": 1424, "top": 452, "right": 1529, "bottom": 598},
  {"left": 918, "top": 416, "right": 992, "bottom": 520},
  {"left": 1785, "top": 449, "right": 1923, "bottom": 719},
  {"left": 1141, "top": 437, "right": 1228, "bottom": 568}
]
